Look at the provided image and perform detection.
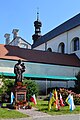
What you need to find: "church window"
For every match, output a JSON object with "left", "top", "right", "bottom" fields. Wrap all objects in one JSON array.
[
  {"left": 71, "top": 37, "right": 79, "bottom": 52},
  {"left": 58, "top": 42, "right": 65, "bottom": 53},
  {"left": 73, "top": 37, "right": 79, "bottom": 51},
  {"left": 47, "top": 48, "right": 52, "bottom": 52}
]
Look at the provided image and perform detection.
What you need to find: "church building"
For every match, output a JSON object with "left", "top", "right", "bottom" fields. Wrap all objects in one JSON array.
[
  {"left": 0, "top": 13, "right": 80, "bottom": 94},
  {"left": 32, "top": 13, "right": 80, "bottom": 59}
]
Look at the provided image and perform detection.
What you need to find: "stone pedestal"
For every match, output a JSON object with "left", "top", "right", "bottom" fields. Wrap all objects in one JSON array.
[{"left": 12, "top": 82, "right": 27, "bottom": 109}]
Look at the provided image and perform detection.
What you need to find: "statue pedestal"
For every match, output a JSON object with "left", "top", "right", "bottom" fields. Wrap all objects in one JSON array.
[{"left": 12, "top": 82, "right": 27, "bottom": 109}]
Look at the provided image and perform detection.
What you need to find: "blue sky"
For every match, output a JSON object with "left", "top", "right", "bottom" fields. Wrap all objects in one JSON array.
[{"left": 0, "top": 0, "right": 80, "bottom": 44}]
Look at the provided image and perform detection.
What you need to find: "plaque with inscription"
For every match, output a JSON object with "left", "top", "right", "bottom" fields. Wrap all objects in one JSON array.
[{"left": 17, "top": 94, "right": 25, "bottom": 101}]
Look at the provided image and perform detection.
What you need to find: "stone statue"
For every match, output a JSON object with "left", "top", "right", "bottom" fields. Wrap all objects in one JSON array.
[{"left": 14, "top": 59, "right": 25, "bottom": 84}]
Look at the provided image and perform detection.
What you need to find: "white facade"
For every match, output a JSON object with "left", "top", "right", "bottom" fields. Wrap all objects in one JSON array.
[
  {"left": 34, "top": 43, "right": 45, "bottom": 51},
  {"left": 33, "top": 26, "right": 80, "bottom": 58},
  {"left": 9, "top": 37, "right": 31, "bottom": 49},
  {"left": 4, "top": 29, "right": 31, "bottom": 49}
]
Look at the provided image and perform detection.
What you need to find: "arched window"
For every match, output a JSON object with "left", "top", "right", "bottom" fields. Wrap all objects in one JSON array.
[
  {"left": 71, "top": 37, "right": 79, "bottom": 52},
  {"left": 58, "top": 42, "right": 65, "bottom": 53},
  {"left": 74, "top": 37, "right": 79, "bottom": 51},
  {"left": 47, "top": 48, "right": 52, "bottom": 52}
]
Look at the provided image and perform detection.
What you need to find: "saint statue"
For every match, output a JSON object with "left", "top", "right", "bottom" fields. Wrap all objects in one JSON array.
[{"left": 14, "top": 59, "right": 25, "bottom": 84}]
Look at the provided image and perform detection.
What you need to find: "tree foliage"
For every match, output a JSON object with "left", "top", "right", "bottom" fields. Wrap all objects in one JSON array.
[
  {"left": 23, "top": 79, "right": 39, "bottom": 101},
  {"left": 0, "top": 76, "right": 39, "bottom": 102},
  {"left": 0, "top": 78, "right": 14, "bottom": 94},
  {"left": 75, "top": 71, "right": 80, "bottom": 93},
  {"left": 0, "top": 77, "right": 14, "bottom": 102}
]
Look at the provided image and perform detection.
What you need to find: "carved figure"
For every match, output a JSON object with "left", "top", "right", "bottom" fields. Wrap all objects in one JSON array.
[{"left": 14, "top": 59, "right": 25, "bottom": 83}]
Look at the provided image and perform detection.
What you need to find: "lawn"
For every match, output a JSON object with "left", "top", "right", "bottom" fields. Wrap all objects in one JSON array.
[
  {"left": 0, "top": 108, "right": 28, "bottom": 119},
  {"left": 31, "top": 99, "right": 80, "bottom": 115},
  {"left": 0, "top": 100, "right": 80, "bottom": 119}
]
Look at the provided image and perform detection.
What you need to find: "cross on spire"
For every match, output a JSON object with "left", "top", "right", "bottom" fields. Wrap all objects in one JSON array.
[
  {"left": 37, "top": 7, "right": 39, "bottom": 21},
  {"left": 32, "top": 8, "right": 42, "bottom": 44}
]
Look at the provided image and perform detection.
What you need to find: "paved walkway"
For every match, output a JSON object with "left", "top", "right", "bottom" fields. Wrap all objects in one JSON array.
[
  {"left": 1, "top": 107, "right": 80, "bottom": 120},
  {"left": 18, "top": 108, "right": 80, "bottom": 120},
  {"left": 18, "top": 107, "right": 51, "bottom": 119}
]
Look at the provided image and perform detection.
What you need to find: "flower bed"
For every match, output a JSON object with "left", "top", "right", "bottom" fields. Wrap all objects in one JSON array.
[{"left": 59, "top": 88, "right": 80, "bottom": 105}]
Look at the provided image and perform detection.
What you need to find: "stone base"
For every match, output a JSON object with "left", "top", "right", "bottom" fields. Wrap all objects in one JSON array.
[{"left": 12, "top": 82, "right": 28, "bottom": 109}]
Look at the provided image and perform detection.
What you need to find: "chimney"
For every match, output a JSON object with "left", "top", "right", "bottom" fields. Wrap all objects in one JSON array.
[
  {"left": 12, "top": 29, "right": 19, "bottom": 39},
  {"left": 4, "top": 33, "right": 10, "bottom": 45}
]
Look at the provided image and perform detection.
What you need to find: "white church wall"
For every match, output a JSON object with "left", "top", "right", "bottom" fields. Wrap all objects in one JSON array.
[
  {"left": 75, "top": 50, "right": 80, "bottom": 59},
  {"left": 33, "top": 43, "right": 45, "bottom": 51},
  {"left": 9, "top": 38, "right": 18, "bottom": 46},
  {"left": 33, "top": 32, "right": 68, "bottom": 52},
  {"left": 47, "top": 32, "right": 68, "bottom": 53},
  {"left": 17, "top": 38, "right": 31, "bottom": 49},
  {"left": 67, "top": 26, "right": 80, "bottom": 54},
  {"left": 9, "top": 37, "right": 31, "bottom": 49},
  {"left": 33, "top": 26, "right": 80, "bottom": 59}
]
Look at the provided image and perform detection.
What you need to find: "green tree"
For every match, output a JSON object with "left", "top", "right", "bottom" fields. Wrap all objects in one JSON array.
[
  {"left": 75, "top": 71, "right": 80, "bottom": 93},
  {"left": 0, "top": 76, "right": 39, "bottom": 102},
  {"left": 23, "top": 79, "right": 39, "bottom": 101},
  {"left": 0, "top": 77, "right": 14, "bottom": 102},
  {"left": 0, "top": 77, "right": 14, "bottom": 94}
]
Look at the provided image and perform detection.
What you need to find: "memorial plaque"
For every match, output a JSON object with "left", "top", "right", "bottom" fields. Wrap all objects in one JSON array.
[{"left": 17, "top": 94, "right": 25, "bottom": 101}]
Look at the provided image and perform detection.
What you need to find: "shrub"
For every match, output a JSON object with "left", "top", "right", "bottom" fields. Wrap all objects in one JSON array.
[
  {"left": 0, "top": 78, "right": 14, "bottom": 102},
  {"left": 0, "top": 77, "right": 39, "bottom": 102},
  {"left": 75, "top": 71, "right": 80, "bottom": 93},
  {"left": 45, "top": 88, "right": 80, "bottom": 105},
  {"left": 23, "top": 79, "right": 39, "bottom": 101},
  {"left": 59, "top": 88, "right": 80, "bottom": 105}
]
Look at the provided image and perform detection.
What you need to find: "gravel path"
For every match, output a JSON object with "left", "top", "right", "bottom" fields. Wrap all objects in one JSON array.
[{"left": 18, "top": 108, "right": 80, "bottom": 120}]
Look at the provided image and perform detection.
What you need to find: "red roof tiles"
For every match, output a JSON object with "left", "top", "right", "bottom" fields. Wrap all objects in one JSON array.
[{"left": 0, "top": 44, "right": 80, "bottom": 67}]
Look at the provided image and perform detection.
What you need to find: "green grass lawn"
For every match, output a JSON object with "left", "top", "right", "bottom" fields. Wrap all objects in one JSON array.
[
  {"left": 0, "top": 100, "right": 80, "bottom": 119},
  {"left": 31, "top": 99, "right": 80, "bottom": 115},
  {"left": 0, "top": 108, "right": 28, "bottom": 119}
]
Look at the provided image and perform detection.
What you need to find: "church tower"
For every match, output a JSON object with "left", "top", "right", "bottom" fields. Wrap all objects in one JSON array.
[{"left": 32, "top": 11, "right": 42, "bottom": 44}]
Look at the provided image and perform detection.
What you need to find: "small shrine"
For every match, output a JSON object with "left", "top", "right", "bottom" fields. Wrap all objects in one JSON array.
[
  {"left": 12, "top": 82, "right": 27, "bottom": 109},
  {"left": 11, "top": 59, "right": 29, "bottom": 109}
]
